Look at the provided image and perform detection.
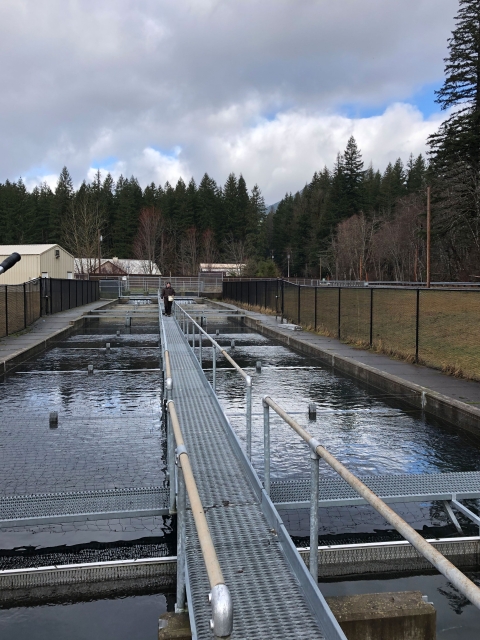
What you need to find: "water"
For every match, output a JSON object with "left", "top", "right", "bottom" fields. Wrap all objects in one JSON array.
[
  {"left": 0, "top": 593, "right": 168, "bottom": 640},
  {"left": 320, "top": 571, "right": 480, "bottom": 640},
  {"left": 2, "top": 308, "right": 480, "bottom": 636}
]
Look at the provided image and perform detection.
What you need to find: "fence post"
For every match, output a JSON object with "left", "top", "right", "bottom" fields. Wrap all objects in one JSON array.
[
  {"left": 281, "top": 279, "right": 284, "bottom": 321},
  {"left": 369, "top": 287, "right": 373, "bottom": 347},
  {"left": 298, "top": 285, "right": 301, "bottom": 325},
  {"left": 255, "top": 280, "right": 258, "bottom": 307},
  {"left": 415, "top": 288, "right": 420, "bottom": 363},
  {"left": 314, "top": 287, "right": 317, "bottom": 331},
  {"left": 337, "top": 287, "right": 341, "bottom": 339},
  {"left": 23, "top": 283, "right": 27, "bottom": 329},
  {"left": 5, "top": 286, "right": 8, "bottom": 335}
]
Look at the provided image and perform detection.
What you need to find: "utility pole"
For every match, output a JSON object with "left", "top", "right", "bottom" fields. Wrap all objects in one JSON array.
[
  {"left": 426, "top": 186, "right": 431, "bottom": 288},
  {"left": 98, "top": 231, "right": 101, "bottom": 277}
]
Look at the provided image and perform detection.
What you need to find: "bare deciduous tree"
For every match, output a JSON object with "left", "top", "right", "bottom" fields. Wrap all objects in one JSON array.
[
  {"left": 133, "top": 207, "right": 163, "bottom": 274},
  {"left": 62, "top": 189, "right": 105, "bottom": 273}
]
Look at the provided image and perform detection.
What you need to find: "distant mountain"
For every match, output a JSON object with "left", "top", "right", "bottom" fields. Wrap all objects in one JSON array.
[{"left": 266, "top": 200, "right": 281, "bottom": 212}]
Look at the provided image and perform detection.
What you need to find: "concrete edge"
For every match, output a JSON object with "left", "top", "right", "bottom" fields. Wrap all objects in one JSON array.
[
  {"left": 0, "top": 300, "right": 118, "bottom": 375},
  {"left": 212, "top": 299, "right": 480, "bottom": 438}
]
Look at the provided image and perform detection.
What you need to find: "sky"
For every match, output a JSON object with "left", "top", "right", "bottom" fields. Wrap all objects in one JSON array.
[{"left": 0, "top": 0, "right": 458, "bottom": 204}]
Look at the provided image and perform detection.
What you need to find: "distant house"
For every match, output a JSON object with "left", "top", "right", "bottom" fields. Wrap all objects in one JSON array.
[
  {"left": 75, "top": 257, "right": 161, "bottom": 276},
  {"left": 200, "top": 263, "right": 245, "bottom": 276},
  {"left": 0, "top": 244, "right": 74, "bottom": 284}
]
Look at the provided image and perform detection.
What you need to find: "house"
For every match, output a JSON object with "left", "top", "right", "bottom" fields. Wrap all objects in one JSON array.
[
  {"left": 75, "top": 257, "right": 161, "bottom": 276},
  {"left": 0, "top": 244, "right": 74, "bottom": 284},
  {"left": 199, "top": 263, "right": 245, "bottom": 276}
]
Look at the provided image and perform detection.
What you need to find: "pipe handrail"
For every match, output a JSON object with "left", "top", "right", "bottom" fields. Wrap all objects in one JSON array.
[
  {"left": 167, "top": 399, "right": 233, "bottom": 638},
  {"left": 263, "top": 395, "right": 480, "bottom": 611},
  {"left": 174, "top": 301, "right": 253, "bottom": 457}
]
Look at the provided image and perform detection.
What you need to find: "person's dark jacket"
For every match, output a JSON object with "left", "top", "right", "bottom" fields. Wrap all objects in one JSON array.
[{"left": 161, "top": 286, "right": 176, "bottom": 300}]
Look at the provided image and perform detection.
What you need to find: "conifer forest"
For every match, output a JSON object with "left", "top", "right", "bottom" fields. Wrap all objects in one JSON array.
[{"left": 0, "top": 0, "right": 479, "bottom": 281}]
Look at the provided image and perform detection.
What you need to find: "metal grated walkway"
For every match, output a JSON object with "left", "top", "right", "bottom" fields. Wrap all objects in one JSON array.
[
  {"left": 163, "top": 316, "right": 331, "bottom": 639},
  {"left": 271, "top": 471, "right": 480, "bottom": 509},
  {"left": 0, "top": 487, "right": 169, "bottom": 526}
]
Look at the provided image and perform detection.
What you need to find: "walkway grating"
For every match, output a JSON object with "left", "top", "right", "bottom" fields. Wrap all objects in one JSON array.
[
  {"left": 272, "top": 471, "right": 480, "bottom": 509},
  {"left": 0, "top": 487, "right": 169, "bottom": 527},
  {"left": 163, "top": 316, "right": 334, "bottom": 640}
]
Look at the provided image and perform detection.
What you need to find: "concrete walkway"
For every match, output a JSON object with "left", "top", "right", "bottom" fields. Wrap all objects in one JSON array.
[{"left": 0, "top": 299, "right": 115, "bottom": 372}]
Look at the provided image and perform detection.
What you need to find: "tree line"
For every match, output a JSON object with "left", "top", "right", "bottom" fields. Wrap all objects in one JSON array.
[{"left": 0, "top": 169, "right": 272, "bottom": 275}]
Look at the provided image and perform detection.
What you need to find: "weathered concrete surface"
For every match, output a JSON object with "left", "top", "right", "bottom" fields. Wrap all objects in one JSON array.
[
  {"left": 326, "top": 591, "right": 435, "bottom": 640},
  {"left": 212, "top": 300, "right": 480, "bottom": 437},
  {"left": 0, "top": 299, "right": 117, "bottom": 374},
  {"left": 158, "top": 612, "right": 192, "bottom": 639}
]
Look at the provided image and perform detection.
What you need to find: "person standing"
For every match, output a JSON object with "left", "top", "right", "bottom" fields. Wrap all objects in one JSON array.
[{"left": 161, "top": 282, "right": 176, "bottom": 316}]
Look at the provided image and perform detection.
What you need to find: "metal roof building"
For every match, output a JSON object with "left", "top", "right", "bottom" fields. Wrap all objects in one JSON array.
[{"left": 0, "top": 245, "right": 74, "bottom": 284}]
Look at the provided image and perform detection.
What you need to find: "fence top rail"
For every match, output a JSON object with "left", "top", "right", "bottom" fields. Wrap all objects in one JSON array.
[
  {"left": 225, "top": 278, "right": 480, "bottom": 291},
  {"left": 262, "top": 394, "right": 480, "bottom": 611},
  {"left": 174, "top": 302, "right": 251, "bottom": 384}
]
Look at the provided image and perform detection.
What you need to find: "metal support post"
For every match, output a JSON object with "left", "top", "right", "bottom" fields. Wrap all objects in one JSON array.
[
  {"left": 415, "top": 288, "right": 420, "bottom": 363},
  {"left": 166, "top": 379, "right": 176, "bottom": 513},
  {"left": 199, "top": 328, "right": 203, "bottom": 368},
  {"left": 310, "top": 450, "right": 319, "bottom": 582},
  {"left": 369, "top": 287, "right": 373, "bottom": 347},
  {"left": 212, "top": 345, "right": 217, "bottom": 393},
  {"left": 176, "top": 460, "right": 187, "bottom": 612},
  {"left": 263, "top": 397, "right": 270, "bottom": 496},
  {"left": 246, "top": 376, "right": 252, "bottom": 460}
]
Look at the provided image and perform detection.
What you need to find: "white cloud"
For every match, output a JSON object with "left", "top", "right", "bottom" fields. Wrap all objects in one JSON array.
[{"left": 0, "top": 0, "right": 458, "bottom": 201}]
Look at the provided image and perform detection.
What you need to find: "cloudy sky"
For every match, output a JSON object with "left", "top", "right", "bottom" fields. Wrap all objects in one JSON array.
[{"left": 0, "top": 0, "right": 457, "bottom": 204}]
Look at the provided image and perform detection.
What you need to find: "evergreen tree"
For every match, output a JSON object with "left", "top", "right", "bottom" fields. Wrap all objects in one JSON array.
[
  {"left": 428, "top": 0, "right": 480, "bottom": 273},
  {"left": 406, "top": 154, "right": 427, "bottom": 193},
  {"left": 222, "top": 173, "right": 238, "bottom": 241},
  {"left": 380, "top": 159, "right": 406, "bottom": 216},
  {"left": 50, "top": 167, "right": 74, "bottom": 244},
  {"left": 342, "top": 136, "right": 365, "bottom": 216},
  {"left": 429, "top": 0, "right": 480, "bottom": 169},
  {"left": 197, "top": 174, "right": 219, "bottom": 232}
]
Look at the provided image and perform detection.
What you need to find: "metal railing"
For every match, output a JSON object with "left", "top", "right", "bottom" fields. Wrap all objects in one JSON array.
[
  {"left": 159, "top": 298, "right": 233, "bottom": 638},
  {"left": 173, "top": 301, "right": 253, "bottom": 460},
  {"left": 262, "top": 395, "right": 480, "bottom": 609}
]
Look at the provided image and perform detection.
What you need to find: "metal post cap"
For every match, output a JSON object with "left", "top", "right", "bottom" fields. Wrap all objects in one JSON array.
[{"left": 209, "top": 583, "right": 233, "bottom": 638}]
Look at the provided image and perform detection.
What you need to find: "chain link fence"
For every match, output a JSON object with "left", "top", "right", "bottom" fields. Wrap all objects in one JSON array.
[
  {"left": 0, "top": 279, "right": 99, "bottom": 339},
  {"left": 223, "top": 279, "right": 480, "bottom": 381}
]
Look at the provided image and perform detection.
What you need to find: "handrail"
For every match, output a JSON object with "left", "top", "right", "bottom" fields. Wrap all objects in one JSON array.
[
  {"left": 174, "top": 301, "right": 253, "bottom": 459},
  {"left": 262, "top": 395, "right": 480, "bottom": 610},
  {"left": 167, "top": 399, "right": 233, "bottom": 638}
]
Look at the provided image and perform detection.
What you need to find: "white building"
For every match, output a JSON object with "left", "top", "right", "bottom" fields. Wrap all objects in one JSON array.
[{"left": 0, "top": 244, "right": 74, "bottom": 284}]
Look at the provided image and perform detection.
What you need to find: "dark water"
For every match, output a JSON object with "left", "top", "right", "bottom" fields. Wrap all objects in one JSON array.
[
  {"left": 320, "top": 571, "right": 480, "bottom": 640},
  {"left": 0, "top": 593, "right": 168, "bottom": 640},
  {"left": 204, "top": 326, "right": 480, "bottom": 480}
]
